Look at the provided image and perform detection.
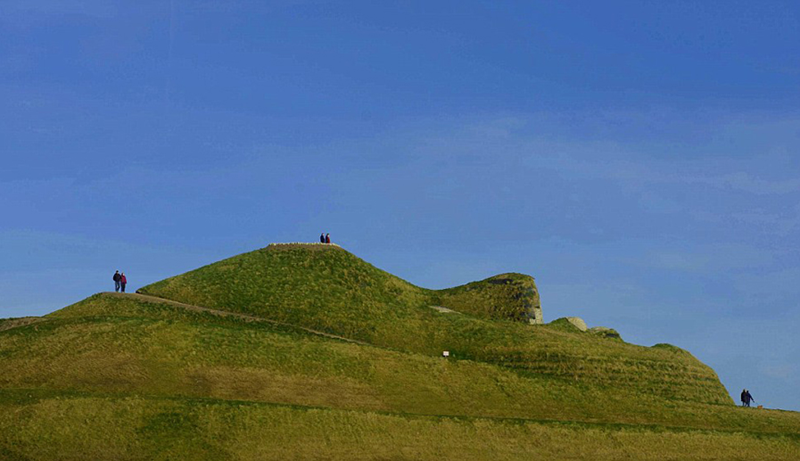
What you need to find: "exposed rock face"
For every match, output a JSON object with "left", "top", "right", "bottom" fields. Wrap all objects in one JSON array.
[
  {"left": 435, "top": 273, "right": 543, "bottom": 324},
  {"left": 565, "top": 317, "right": 588, "bottom": 331},
  {"left": 548, "top": 317, "right": 588, "bottom": 332}
]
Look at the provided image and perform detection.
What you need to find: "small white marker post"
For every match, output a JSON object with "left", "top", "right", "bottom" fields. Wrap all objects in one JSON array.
[{"left": 442, "top": 351, "right": 450, "bottom": 358}]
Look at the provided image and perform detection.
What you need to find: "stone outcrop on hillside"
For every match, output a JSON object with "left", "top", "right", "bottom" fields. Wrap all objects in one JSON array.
[
  {"left": 565, "top": 316, "right": 588, "bottom": 331},
  {"left": 548, "top": 316, "right": 588, "bottom": 332}
]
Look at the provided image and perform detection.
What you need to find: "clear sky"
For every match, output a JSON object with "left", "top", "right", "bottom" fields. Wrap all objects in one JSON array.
[{"left": 1, "top": 1, "right": 799, "bottom": 411}]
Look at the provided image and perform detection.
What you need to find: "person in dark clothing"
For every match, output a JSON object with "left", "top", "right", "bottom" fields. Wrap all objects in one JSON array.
[
  {"left": 113, "top": 270, "right": 122, "bottom": 292},
  {"left": 740, "top": 389, "right": 748, "bottom": 407},
  {"left": 320, "top": 233, "right": 325, "bottom": 243},
  {"left": 325, "top": 233, "right": 330, "bottom": 244},
  {"left": 120, "top": 273, "right": 128, "bottom": 293},
  {"left": 745, "top": 390, "right": 755, "bottom": 407}
]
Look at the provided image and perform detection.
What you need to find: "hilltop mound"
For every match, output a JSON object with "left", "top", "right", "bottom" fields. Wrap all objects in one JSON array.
[
  {"left": 139, "top": 243, "right": 544, "bottom": 336},
  {"left": 135, "top": 243, "right": 730, "bottom": 405},
  {"left": 139, "top": 243, "right": 429, "bottom": 339}
]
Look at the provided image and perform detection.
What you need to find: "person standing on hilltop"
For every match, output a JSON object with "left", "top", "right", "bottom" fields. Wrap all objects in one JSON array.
[
  {"left": 113, "top": 270, "right": 122, "bottom": 292},
  {"left": 745, "top": 390, "right": 755, "bottom": 407},
  {"left": 120, "top": 272, "right": 128, "bottom": 293},
  {"left": 325, "top": 233, "right": 330, "bottom": 244},
  {"left": 741, "top": 389, "right": 755, "bottom": 407},
  {"left": 320, "top": 233, "right": 325, "bottom": 243}
]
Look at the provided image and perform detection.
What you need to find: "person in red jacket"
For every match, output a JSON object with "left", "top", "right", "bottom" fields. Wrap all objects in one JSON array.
[
  {"left": 325, "top": 233, "right": 330, "bottom": 244},
  {"left": 120, "top": 273, "right": 128, "bottom": 293}
]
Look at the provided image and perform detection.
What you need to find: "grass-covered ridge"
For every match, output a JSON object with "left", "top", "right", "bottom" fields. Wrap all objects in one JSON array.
[
  {"left": 141, "top": 243, "right": 543, "bottom": 327},
  {"left": 2, "top": 243, "right": 798, "bottom": 459},
  {"left": 136, "top": 244, "right": 729, "bottom": 405},
  {"left": 1, "top": 294, "right": 799, "bottom": 460},
  {"left": 433, "top": 273, "right": 542, "bottom": 324},
  {"left": 0, "top": 295, "right": 795, "bottom": 428}
]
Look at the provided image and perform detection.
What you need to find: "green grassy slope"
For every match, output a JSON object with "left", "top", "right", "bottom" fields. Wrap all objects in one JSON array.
[
  {"left": 2, "top": 244, "right": 798, "bottom": 459},
  {"left": 0, "top": 294, "right": 775, "bottom": 428},
  {"left": 138, "top": 244, "right": 729, "bottom": 405},
  {"left": 2, "top": 393, "right": 799, "bottom": 461},
  {"left": 433, "top": 273, "right": 542, "bottom": 323},
  {"left": 140, "top": 243, "right": 430, "bottom": 339},
  {"left": 1, "top": 294, "right": 799, "bottom": 460}
]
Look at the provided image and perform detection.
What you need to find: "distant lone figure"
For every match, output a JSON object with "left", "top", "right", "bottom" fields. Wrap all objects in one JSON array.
[
  {"left": 113, "top": 270, "right": 122, "bottom": 292},
  {"left": 741, "top": 389, "right": 755, "bottom": 407},
  {"left": 120, "top": 273, "right": 128, "bottom": 293},
  {"left": 325, "top": 233, "right": 330, "bottom": 244},
  {"left": 320, "top": 233, "right": 325, "bottom": 243}
]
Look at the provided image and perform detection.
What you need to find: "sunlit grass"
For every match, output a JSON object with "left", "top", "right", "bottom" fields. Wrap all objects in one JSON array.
[
  {"left": 2, "top": 296, "right": 797, "bottom": 434},
  {"left": 1, "top": 393, "right": 799, "bottom": 461},
  {"left": 2, "top": 244, "right": 798, "bottom": 459},
  {"left": 137, "top": 245, "right": 730, "bottom": 404}
]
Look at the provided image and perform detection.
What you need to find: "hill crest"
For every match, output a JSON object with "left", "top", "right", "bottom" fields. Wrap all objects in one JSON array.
[{"left": 139, "top": 242, "right": 543, "bottom": 327}]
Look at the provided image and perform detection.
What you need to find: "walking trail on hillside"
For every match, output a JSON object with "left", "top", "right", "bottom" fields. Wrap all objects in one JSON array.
[
  {"left": 110, "top": 292, "right": 373, "bottom": 346},
  {"left": 2, "top": 292, "right": 373, "bottom": 347},
  {"left": 0, "top": 317, "right": 46, "bottom": 332}
]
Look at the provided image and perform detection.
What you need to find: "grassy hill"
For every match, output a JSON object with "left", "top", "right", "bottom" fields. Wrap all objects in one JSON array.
[
  {"left": 138, "top": 243, "right": 729, "bottom": 405},
  {"left": 1, "top": 243, "right": 798, "bottom": 460}
]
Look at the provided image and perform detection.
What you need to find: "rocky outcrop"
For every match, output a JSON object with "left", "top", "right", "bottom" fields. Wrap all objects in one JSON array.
[
  {"left": 548, "top": 316, "right": 589, "bottom": 332},
  {"left": 565, "top": 317, "right": 588, "bottom": 331}
]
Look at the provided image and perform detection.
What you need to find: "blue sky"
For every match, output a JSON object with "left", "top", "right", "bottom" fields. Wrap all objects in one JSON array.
[{"left": 1, "top": 1, "right": 799, "bottom": 410}]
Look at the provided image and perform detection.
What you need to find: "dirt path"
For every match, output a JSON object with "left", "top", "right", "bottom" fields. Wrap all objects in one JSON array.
[
  {"left": 0, "top": 317, "right": 46, "bottom": 333},
  {"left": 429, "top": 305, "right": 460, "bottom": 314},
  {"left": 104, "top": 292, "right": 371, "bottom": 346}
]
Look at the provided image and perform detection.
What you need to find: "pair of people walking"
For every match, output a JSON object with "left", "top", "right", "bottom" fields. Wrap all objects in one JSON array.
[
  {"left": 319, "top": 233, "right": 331, "bottom": 244},
  {"left": 112, "top": 270, "right": 128, "bottom": 293},
  {"left": 740, "top": 389, "right": 755, "bottom": 407}
]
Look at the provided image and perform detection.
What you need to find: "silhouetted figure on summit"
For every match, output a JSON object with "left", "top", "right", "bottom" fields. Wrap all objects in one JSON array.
[
  {"left": 325, "top": 233, "right": 330, "bottom": 244},
  {"left": 320, "top": 233, "right": 325, "bottom": 243},
  {"left": 113, "top": 270, "right": 122, "bottom": 292},
  {"left": 120, "top": 273, "right": 128, "bottom": 293},
  {"left": 741, "top": 389, "right": 755, "bottom": 407}
]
